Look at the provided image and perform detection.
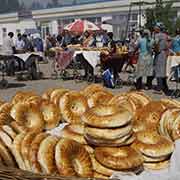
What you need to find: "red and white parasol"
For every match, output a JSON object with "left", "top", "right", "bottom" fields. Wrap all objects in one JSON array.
[{"left": 64, "top": 19, "right": 101, "bottom": 33}]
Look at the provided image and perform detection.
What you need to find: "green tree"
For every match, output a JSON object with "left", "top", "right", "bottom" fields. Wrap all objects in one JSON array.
[
  {"left": 175, "top": 17, "right": 180, "bottom": 30},
  {"left": 7, "top": 0, "right": 20, "bottom": 12},
  {"left": 52, "top": 0, "right": 59, "bottom": 7},
  {"left": 0, "top": 0, "right": 8, "bottom": 13},
  {"left": 145, "top": 0, "right": 176, "bottom": 34}
]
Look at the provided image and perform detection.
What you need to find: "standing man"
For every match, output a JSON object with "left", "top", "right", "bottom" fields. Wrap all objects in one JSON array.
[
  {"left": 172, "top": 28, "right": 180, "bottom": 54},
  {"left": 153, "top": 23, "right": 169, "bottom": 94},
  {"left": 15, "top": 33, "right": 25, "bottom": 52},
  {"left": 2, "top": 32, "right": 15, "bottom": 55},
  {"left": 2, "top": 32, "right": 16, "bottom": 76},
  {"left": 135, "top": 29, "right": 154, "bottom": 90}
]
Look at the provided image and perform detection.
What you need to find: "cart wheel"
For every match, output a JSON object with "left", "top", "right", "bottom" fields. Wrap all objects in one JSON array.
[
  {"left": 16, "top": 73, "right": 24, "bottom": 81},
  {"left": 87, "top": 76, "right": 95, "bottom": 84},
  {"left": 115, "top": 78, "right": 123, "bottom": 88},
  {"left": 61, "top": 70, "right": 69, "bottom": 80},
  {"left": 127, "top": 75, "right": 135, "bottom": 86},
  {"left": 73, "top": 70, "right": 83, "bottom": 83},
  {"left": 39, "top": 72, "right": 44, "bottom": 79},
  {"left": 74, "top": 74, "right": 83, "bottom": 83},
  {"left": 0, "top": 79, "right": 8, "bottom": 89},
  {"left": 36, "top": 72, "right": 44, "bottom": 80}
]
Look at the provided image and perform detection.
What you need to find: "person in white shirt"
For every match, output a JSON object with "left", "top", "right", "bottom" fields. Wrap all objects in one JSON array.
[
  {"left": 15, "top": 33, "right": 25, "bottom": 50},
  {"left": 2, "top": 32, "right": 15, "bottom": 55},
  {"left": 1, "top": 32, "right": 16, "bottom": 76}
]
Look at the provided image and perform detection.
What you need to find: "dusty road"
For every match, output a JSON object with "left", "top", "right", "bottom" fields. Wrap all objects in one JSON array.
[{"left": 0, "top": 62, "right": 178, "bottom": 101}]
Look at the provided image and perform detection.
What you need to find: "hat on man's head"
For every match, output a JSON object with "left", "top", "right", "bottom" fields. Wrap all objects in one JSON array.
[{"left": 154, "top": 22, "right": 165, "bottom": 31}]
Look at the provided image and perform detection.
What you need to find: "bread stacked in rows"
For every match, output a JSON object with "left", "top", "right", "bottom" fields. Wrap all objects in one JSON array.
[
  {"left": 0, "top": 129, "right": 94, "bottom": 177},
  {"left": 131, "top": 130, "right": 174, "bottom": 170},
  {"left": 0, "top": 84, "right": 180, "bottom": 179}
]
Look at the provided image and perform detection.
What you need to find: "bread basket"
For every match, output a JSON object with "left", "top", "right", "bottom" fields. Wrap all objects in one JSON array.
[{"left": 0, "top": 165, "right": 108, "bottom": 180}]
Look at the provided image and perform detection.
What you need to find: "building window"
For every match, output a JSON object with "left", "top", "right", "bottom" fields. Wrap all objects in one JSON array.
[
  {"left": 2, "top": 28, "right": 6, "bottom": 33},
  {"left": 16, "top": 29, "right": 21, "bottom": 34},
  {"left": 131, "top": 14, "right": 138, "bottom": 21}
]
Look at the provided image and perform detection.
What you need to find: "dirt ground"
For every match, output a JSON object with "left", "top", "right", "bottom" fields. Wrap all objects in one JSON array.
[{"left": 0, "top": 62, "right": 179, "bottom": 101}]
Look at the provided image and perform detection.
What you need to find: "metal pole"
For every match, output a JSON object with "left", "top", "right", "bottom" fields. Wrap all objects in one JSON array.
[
  {"left": 125, "top": 3, "right": 132, "bottom": 41},
  {"left": 139, "top": 0, "right": 142, "bottom": 30}
]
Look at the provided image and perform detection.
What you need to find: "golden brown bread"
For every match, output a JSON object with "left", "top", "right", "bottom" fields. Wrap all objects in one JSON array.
[
  {"left": 133, "top": 101, "right": 166, "bottom": 133},
  {"left": 23, "top": 95, "right": 42, "bottom": 106},
  {"left": 93, "top": 172, "right": 109, "bottom": 179},
  {"left": 171, "top": 114, "right": 180, "bottom": 140},
  {"left": 42, "top": 88, "right": 57, "bottom": 100},
  {"left": 95, "top": 147, "right": 143, "bottom": 171},
  {"left": 21, "top": 132, "right": 36, "bottom": 171},
  {"left": 82, "top": 105, "right": 132, "bottom": 128},
  {"left": 38, "top": 135, "right": 59, "bottom": 174},
  {"left": 10, "top": 121, "right": 28, "bottom": 134},
  {"left": 142, "top": 154, "right": 170, "bottom": 163},
  {"left": 143, "top": 160, "right": 170, "bottom": 170},
  {"left": 0, "top": 139, "right": 16, "bottom": 167},
  {"left": 0, "top": 99, "right": 5, "bottom": 106},
  {"left": 29, "top": 133, "right": 49, "bottom": 173},
  {"left": 11, "top": 91, "right": 36, "bottom": 105},
  {"left": 0, "top": 129, "right": 13, "bottom": 149},
  {"left": 50, "top": 88, "right": 69, "bottom": 107},
  {"left": 0, "top": 112, "right": 14, "bottom": 125},
  {"left": 109, "top": 94, "right": 136, "bottom": 115},
  {"left": 84, "top": 145, "right": 94, "bottom": 154},
  {"left": 61, "top": 124, "right": 87, "bottom": 144},
  {"left": 159, "top": 108, "right": 180, "bottom": 141},
  {"left": 82, "top": 84, "right": 105, "bottom": 98},
  {"left": 85, "top": 133, "right": 135, "bottom": 147},
  {"left": 160, "top": 99, "right": 180, "bottom": 109},
  {"left": 0, "top": 103, "right": 12, "bottom": 114},
  {"left": 87, "top": 91, "right": 113, "bottom": 108},
  {"left": 11, "top": 133, "right": 26, "bottom": 170},
  {"left": 10, "top": 103, "right": 44, "bottom": 132},
  {"left": 55, "top": 138, "right": 93, "bottom": 177},
  {"left": 1, "top": 125, "right": 17, "bottom": 139},
  {"left": 60, "top": 91, "right": 88, "bottom": 124},
  {"left": 84, "top": 124, "right": 132, "bottom": 140},
  {"left": 40, "top": 100, "right": 61, "bottom": 130},
  {"left": 131, "top": 130, "right": 174, "bottom": 158},
  {"left": 126, "top": 91, "right": 151, "bottom": 110},
  {"left": 90, "top": 154, "right": 117, "bottom": 176}
]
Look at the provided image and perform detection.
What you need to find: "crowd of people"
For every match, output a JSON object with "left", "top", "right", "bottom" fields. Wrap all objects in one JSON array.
[
  {"left": 132, "top": 24, "right": 180, "bottom": 95},
  {"left": 1, "top": 23, "right": 180, "bottom": 96}
]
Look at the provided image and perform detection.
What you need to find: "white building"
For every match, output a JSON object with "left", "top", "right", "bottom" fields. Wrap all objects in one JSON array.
[{"left": 0, "top": 0, "right": 180, "bottom": 44}]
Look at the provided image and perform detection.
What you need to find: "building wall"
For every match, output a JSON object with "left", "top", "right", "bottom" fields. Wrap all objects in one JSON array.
[
  {"left": 0, "top": 19, "right": 37, "bottom": 45},
  {"left": 0, "top": 0, "right": 180, "bottom": 42}
]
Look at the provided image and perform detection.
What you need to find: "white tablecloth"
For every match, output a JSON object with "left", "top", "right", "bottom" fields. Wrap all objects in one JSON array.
[
  {"left": 74, "top": 51, "right": 101, "bottom": 69},
  {"left": 166, "top": 56, "right": 180, "bottom": 76},
  {"left": 14, "top": 52, "right": 43, "bottom": 62}
]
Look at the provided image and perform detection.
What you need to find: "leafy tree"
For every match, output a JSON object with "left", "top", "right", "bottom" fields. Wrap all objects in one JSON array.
[
  {"left": 46, "top": 2, "right": 53, "bottom": 8},
  {"left": 32, "top": 1, "right": 42, "bottom": 10},
  {"left": 175, "top": 17, "right": 180, "bottom": 30},
  {"left": 52, "top": 0, "right": 59, "bottom": 7},
  {"left": 145, "top": 0, "right": 176, "bottom": 34},
  {"left": 0, "top": 0, "right": 20, "bottom": 13}
]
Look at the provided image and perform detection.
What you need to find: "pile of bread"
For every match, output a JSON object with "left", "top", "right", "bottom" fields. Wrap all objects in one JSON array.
[{"left": 0, "top": 84, "right": 180, "bottom": 179}]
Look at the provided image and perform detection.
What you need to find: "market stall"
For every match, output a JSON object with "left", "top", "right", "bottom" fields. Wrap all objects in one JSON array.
[
  {"left": 166, "top": 55, "right": 180, "bottom": 77},
  {"left": 50, "top": 46, "right": 108, "bottom": 81},
  {"left": 51, "top": 45, "right": 128, "bottom": 84}
]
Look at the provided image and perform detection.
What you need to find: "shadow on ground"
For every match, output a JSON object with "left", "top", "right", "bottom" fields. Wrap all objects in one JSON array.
[{"left": 7, "top": 83, "right": 26, "bottom": 89}]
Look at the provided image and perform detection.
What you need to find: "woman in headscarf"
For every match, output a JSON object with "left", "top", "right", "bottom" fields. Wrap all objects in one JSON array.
[
  {"left": 153, "top": 23, "right": 169, "bottom": 94},
  {"left": 135, "top": 29, "right": 154, "bottom": 90}
]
